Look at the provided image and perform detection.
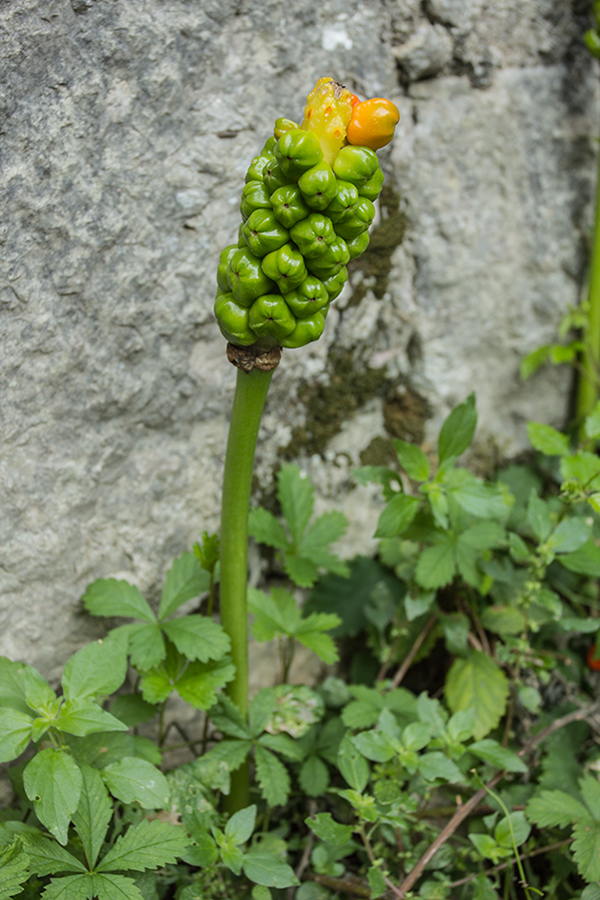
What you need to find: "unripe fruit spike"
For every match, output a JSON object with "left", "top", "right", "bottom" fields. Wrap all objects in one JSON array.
[{"left": 301, "top": 77, "right": 353, "bottom": 166}]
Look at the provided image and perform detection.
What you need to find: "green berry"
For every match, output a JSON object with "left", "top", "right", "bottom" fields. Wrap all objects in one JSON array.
[
  {"left": 333, "top": 145, "right": 379, "bottom": 187},
  {"left": 226, "top": 247, "right": 275, "bottom": 306},
  {"left": 325, "top": 180, "right": 359, "bottom": 223},
  {"left": 306, "top": 237, "right": 349, "bottom": 278},
  {"left": 280, "top": 311, "right": 326, "bottom": 349},
  {"left": 261, "top": 243, "right": 307, "bottom": 293},
  {"left": 333, "top": 198, "right": 376, "bottom": 240},
  {"left": 240, "top": 210, "right": 290, "bottom": 257},
  {"left": 275, "top": 129, "right": 323, "bottom": 180},
  {"left": 245, "top": 152, "right": 275, "bottom": 183},
  {"left": 283, "top": 275, "right": 329, "bottom": 318},
  {"left": 214, "top": 293, "right": 256, "bottom": 346},
  {"left": 346, "top": 232, "right": 370, "bottom": 259},
  {"left": 298, "top": 161, "right": 337, "bottom": 211},
  {"left": 217, "top": 244, "right": 239, "bottom": 292},
  {"left": 270, "top": 185, "right": 311, "bottom": 228},
  {"left": 358, "top": 166, "right": 385, "bottom": 201},
  {"left": 320, "top": 267, "right": 348, "bottom": 300},
  {"left": 290, "top": 213, "right": 336, "bottom": 258},
  {"left": 240, "top": 181, "right": 273, "bottom": 221},
  {"left": 248, "top": 294, "right": 297, "bottom": 341}
]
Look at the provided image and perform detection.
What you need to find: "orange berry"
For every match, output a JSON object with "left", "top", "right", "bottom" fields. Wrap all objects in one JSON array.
[
  {"left": 346, "top": 97, "right": 400, "bottom": 151},
  {"left": 587, "top": 644, "right": 600, "bottom": 670}
]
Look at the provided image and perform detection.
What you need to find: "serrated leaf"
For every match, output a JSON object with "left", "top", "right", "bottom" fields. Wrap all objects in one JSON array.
[
  {"left": 96, "top": 819, "right": 188, "bottom": 873},
  {"left": 337, "top": 733, "right": 369, "bottom": 793},
  {"left": 572, "top": 818, "right": 600, "bottom": 882},
  {"left": 208, "top": 696, "right": 252, "bottom": 740},
  {"left": 445, "top": 651, "right": 509, "bottom": 740},
  {"left": 201, "top": 740, "right": 251, "bottom": 773},
  {"left": 306, "top": 813, "right": 353, "bottom": 846},
  {"left": 0, "top": 709, "right": 33, "bottom": 762},
  {"left": 54, "top": 700, "right": 128, "bottom": 737},
  {"left": 469, "top": 739, "right": 527, "bottom": 773},
  {"left": 91, "top": 873, "right": 144, "bottom": 900},
  {"left": 351, "top": 731, "right": 396, "bottom": 763},
  {"left": 527, "top": 491, "right": 552, "bottom": 542},
  {"left": 220, "top": 842, "right": 244, "bottom": 876},
  {"left": 61, "top": 634, "right": 128, "bottom": 702},
  {"left": 249, "top": 688, "right": 279, "bottom": 737},
  {"left": 0, "top": 840, "right": 30, "bottom": 900},
  {"left": 24, "top": 750, "right": 82, "bottom": 845},
  {"left": 375, "top": 494, "right": 419, "bottom": 539},
  {"left": 139, "top": 669, "right": 173, "bottom": 706},
  {"left": 109, "top": 694, "right": 157, "bottom": 728},
  {"left": 248, "top": 507, "right": 289, "bottom": 551},
  {"left": 527, "top": 422, "right": 570, "bottom": 457},
  {"left": 480, "top": 606, "right": 526, "bottom": 636},
  {"left": 128, "top": 623, "right": 166, "bottom": 671},
  {"left": 585, "top": 401, "right": 600, "bottom": 440},
  {"left": 40, "top": 874, "right": 95, "bottom": 900},
  {"left": 393, "top": 439, "right": 430, "bottom": 481},
  {"left": 299, "top": 512, "right": 349, "bottom": 573},
  {"left": 158, "top": 552, "right": 210, "bottom": 621},
  {"left": 438, "top": 394, "right": 477, "bottom": 462},
  {"left": 284, "top": 556, "right": 319, "bottom": 588},
  {"left": 277, "top": 464, "right": 314, "bottom": 546},
  {"left": 242, "top": 852, "right": 299, "bottom": 888},
  {"left": 72, "top": 765, "right": 112, "bottom": 869},
  {"left": 225, "top": 805, "right": 256, "bottom": 846},
  {"left": 415, "top": 540, "right": 456, "bottom": 590},
  {"left": 299, "top": 756, "right": 330, "bottom": 797},
  {"left": 0, "top": 658, "right": 48, "bottom": 715},
  {"left": 102, "top": 758, "right": 169, "bottom": 809},
  {"left": 417, "top": 752, "right": 462, "bottom": 783},
  {"left": 248, "top": 587, "right": 300, "bottom": 641},
  {"left": 560, "top": 539, "right": 600, "bottom": 577},
  {"left": 22, "top": 833, "right": 85, "bottom": 877},
  {"left": 526, "top": 790, "right": 588, "bottom": 828},
  {"left": 547, "top": 517, "right": 591, "bottom": 554},
  {"left": 175, "top": 658, "right": 236, "bottom": 710},
  {"left": 295, "top": 629, "right": 339, "bottom": 665},
  {"left": 367, "top": 866, "right": 387, "bottom": 899},
  {"left": 162, "top": 616, "right": 230, "bottom": 663},
  {"left": 82, "top": 579, "right": 155, "bottom": 624},
  {"left": 254, "top": 746, "right": 290, "bottom": 807},
  {"left": 450, "top": 481, "right": 510, "bottom": 519},
  {"left": 183, "top": 827, "right": 219, "bottom": 868},
  {"left": 581, "top": 775, "right": 600, "bottom": 821}
]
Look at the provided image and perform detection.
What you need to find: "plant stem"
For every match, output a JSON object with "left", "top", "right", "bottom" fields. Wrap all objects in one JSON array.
[
  {"left": 577, "top": 151, "right": 600, "bottom": 431},
  {"left": 220, "top": 365, "right": 274, "bottom": 811}
]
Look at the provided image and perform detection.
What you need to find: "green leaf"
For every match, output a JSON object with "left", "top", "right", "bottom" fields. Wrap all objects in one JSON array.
[
  {"left": 367, "top": 866, "right": 387, "bottom": 899},
  {"left": 127, "top": 623, "right": 166, "bottom": 671},
  {"left": 585, "top": 401, "right": 600, "bottom": 440},
  {"left": 158, "top": 552, "right": 210, "bottom": 621},
  {"left": 450, "top": 480, "right": 510, "bottom": 519},
  {"left": 72, "top": 765, "right": 112, "bottom": 869},
  {"left": 307, "top": 557, "right": 397, "bottom": 638},
  {"left": 24, "top": 749, "right": 82, "bottom": 845},
  {"left": 469, "top": 739, "right": 527, "bottom": 773},
  {"left": 438, "top": 394, "right": 477, "bottom": 462},
  {"left": 337, "top": 733, "right": 369, "bottom": 793},
  {"left": 22, "top": 833, "right": 86, "bottom": 876},
  {"left": 254, "top": 746, "right": 290, "bottom": 807},
  {"left": 102, "top": 758, "right": 169, "bottom": 809},
  {"left": 90, "top": 873, "right": 144, "bottom": 900},
  {"left": 82, "top": 579, "right": 155, "bottom": 624},
  {"left": 351, "top": 731, "right": 396, "bottom": 763},
  {"left": 494, "top": 812, "right": 530, "bottom": 849},
  {"left": 183, "top": 827, "right": 219, "bottom": 867},
  {"left": 527, "top": 422, "right": 570, "bottom": 457},
  {"left": 295, "top": 627, "right": 340, "bottom": 665},
  {"left": 162, "top": 616, "right": 230, "bottom": 663},
  {"left": 283, "top": 555, "right": 319, "bottom": 589},
  {"left": 527, "top": 491, "right": 552, "bottom": 542},
  {"left": 526, "top": 790, "right": 588, "bottom": 828},
  {"left": 0, "top": 840, "right": 30, "bottom": 900},
  {"left": 375, "top": 494, "right": 419, "bottom": 539},
  {"left": 139, "top": 669, "right": 173, "bottom": 705},
  {"left": 415, "top": 540, "right": 456, "bottom": 590},
  {"left": 175, "top": 658, "right": 236, "bottom": 710},
  {"left": 248, "top": 507, "right": 289, "bottom": 551},
  {"left": 201, "top": 739, "right": 251, "bottom": 773},
  {"left": 109, "top": 694, "right": 156, "bottom": 728},
  {"left": 220, "top": 842, "right": 244, "bottom": 876},
  {"left": 445, "top": 651, "right": 509, "bottom": 740},
  {"left": 393, "top": 440, "right": 430, "bottom": 481},
  {"left": 0, "top": 709, "right": 33, "bottom": 762},
  {"left": 96, "top": 819, "right": 188, "bottom": 873},
  {"left": 242, "top": 852, "right": 299, "bottom": 888},
  {"left": 520, "top": 344, "right": 551, "bottom": 379},
  {"left": 41, "top": 874, "right": 96, "bottom": 900},
  {"left": 248, "top": 588, "right": 300, "bottom": 641},
  {"left": 208, "top": 696, "right": 252, "bottom": 740},
  {"left": 249, "top": 689, "right": 279, "bottom": 737},
  {"left": 22, "top": 669, "right": 57, "bottom": 715},
  {"left": 480, "top": 606, "right": 526, "bottom": 636},
  {"left": 277, "top": 464, "right": 314, "bottom": 546},
  {"left": 61, "top": 634, "right": 128, "bottom": 702},
  {"left": 417, "top": 752, "right": 462, "bottom": 783},
  {"left": 572, "top": 818, "right": 600, "bottom": 882},
  {"left": 225, "top": 805, "right": 256, "bottom": 846},
  {"left": 54, "top": 700, "right": 128, "bottom": 737},
  {"left": 581, "top": 775, "right": 600, "bottom": 821},
  {"left": 306, "top": 813, "right": 353, "bottom": 846},
  {"left": 299, "top": 756, "right": 330, "bottom": 797},
  {"left": 560, "top": 539, "right": 600, "bottom": 577},
  {"left": 547, "top": 517, "right": 591, "bottom": 554},
  {"left": 299, "top": 512, "right": 349, "bottom": 572},
  {"left": 0, "top": 658, "right": 49, "bottom": 715}
]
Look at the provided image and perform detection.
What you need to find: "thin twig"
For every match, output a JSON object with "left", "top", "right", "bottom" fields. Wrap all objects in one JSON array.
[
  {"left": 448, "top": 838, "right": 573, "bottom": 888},
  {"left": 390, "top": 615, "right": 437, "bottom": 688}
]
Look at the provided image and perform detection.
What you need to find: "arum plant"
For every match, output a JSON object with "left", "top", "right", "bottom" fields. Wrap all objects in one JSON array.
[{"left": 215, "top": 77, "right": 399, "bottom": 811}]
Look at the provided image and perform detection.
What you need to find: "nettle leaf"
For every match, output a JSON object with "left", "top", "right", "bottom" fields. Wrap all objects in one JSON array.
[
  {"left": 128, "top": 623, "right": 166, "bottom": 671},
  {"left": 0, "top": 708, "right": 33, "bottom": 762},
  {"left": 54, "top": 700, "right": 128, "bottom": 737},
  {"left": 22, "top": 833, "right": 85, "bottom": 877},
  {"left": 0, "top": 658, "right": 46, "bottom": 714},
  {"left": 82, "top": 579, "right": 156, "bottom": 624},
  {"left": 254, "top": 745, "right": 290, "bottom": 807},
  {"left": 225, "top": 805, "right": 256, "bottom": 846},
  {"left": 526, "top": 790, "right": 589, "bottom": 828},
  {"left": 24, "top": 749, "right": 82, "bottom": 845},
  {"left": 158, "top": 552, "right": 210, "bottom": 621},
  {"left": 445, "top": 651, "right": 509, "bottom": 740},
  {"left": 299, "top": 512, "right": 349, "bottom": 575},
  {"left": 337, "top": 732, "right": 369, "bottom": 793},
  {"left": 469, "top": 740, "right": 527, "bottom": 773},
  {"left": 209, "top": 696, "right": 252, "bottom": 740},
  {"left": 248, "top": 587, "right": 300, "bottom": 640},
  {"left": 560, "top": 451, "right": 600, "bottom": 493},
  {"left": 354, "top": 465, "right": 404, "bottom": 502},
  {"left": 61, "top": 634, "right": 128, "bottom": 702},
  {"left": 375, "top": 494, "right": 419, "bottom": 540},
  {"left": 284, "top": 556, "right": 319, "bottom": 589},
  {"left": 277, "top": 464, "right": 314, "bottom": 546},
  {"left": 41, "top": 873, "right": 95, "bottom": 900},
  {"left": 97, "top": 819, "right": 188, "bottom": 873},
  {"left": 176, "top": 658, "right": 236, "bottom": 710},
  {"left": 242, "top": 852, "right": 299, "bottom": 889},
  {"left": 91, "top": 873, "right": 144, "bottom": 900},
  {"left": 527, "top": 422, "right": 570, "bottom": 457},
  {"left": 367, "top": 866, "right": 387, "bottom": 900},
  {"left": 307, "top": 813, "right": 353, "bottom": 846},
  {"left": 248, "top": 507, "right": 289, "bottom": 551},
  {"left": 438, "top": 394, "right": 477, "bottom": 463},
  {"left": 102, "top": 757, "right": 169, "bottom": 809},
  {"left": 201, "top": 740, "right": 251, "bottom": 774},
  {"left": 72, "top": 765, "right": 112, "bottom": 870},
  {"left": 572, "top": 818, "right": 600, "bottom": 882},
  {"left": 23, "top": 670, "right": 57, "bottom": 715},
  {"left": 415, "top": 539, "right": 456, "bottom": 590},
  {"left": 0, "top": 840, "right": 30, "bottom": 900},
  {"left": 394, "top": 439, "right": 430, "bottom": 482},
  {"left": 162, "top": 616, "right": 230, "bottom": 663}
]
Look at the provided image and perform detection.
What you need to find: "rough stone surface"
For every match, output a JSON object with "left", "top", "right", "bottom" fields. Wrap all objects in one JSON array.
[{"left": 0, "top": 0, "right": 598, "bottom": 678}]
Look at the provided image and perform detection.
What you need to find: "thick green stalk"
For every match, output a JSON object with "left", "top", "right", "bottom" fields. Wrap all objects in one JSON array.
[
  {"left": 220, "top": 365, "right": 273, "bottom": 811},
  {"left": 577, "top": 152, "right": 600, "bottom": 431}
]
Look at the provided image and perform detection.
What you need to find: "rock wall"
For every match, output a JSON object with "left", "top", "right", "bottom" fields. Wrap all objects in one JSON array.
[{"left": 0, "top": 0, "right": 597, "bottom": 676}]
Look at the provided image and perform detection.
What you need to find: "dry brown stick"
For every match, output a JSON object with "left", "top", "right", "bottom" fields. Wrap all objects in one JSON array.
[
  {"left": 390, "top": 615, "right": 438, "bottom": 688},
  {"left": 395, "top": 703, "right": 599, "bottom": 897}
]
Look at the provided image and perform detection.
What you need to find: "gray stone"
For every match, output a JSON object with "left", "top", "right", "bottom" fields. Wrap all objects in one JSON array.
[{"left": 0, "top": 0, "right": 597, "bottom": 680}]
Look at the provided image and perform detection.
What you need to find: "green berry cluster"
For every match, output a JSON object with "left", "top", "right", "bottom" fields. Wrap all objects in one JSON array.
[{"left": 214, "top": 122, "right": 384, "bottom": 350}]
